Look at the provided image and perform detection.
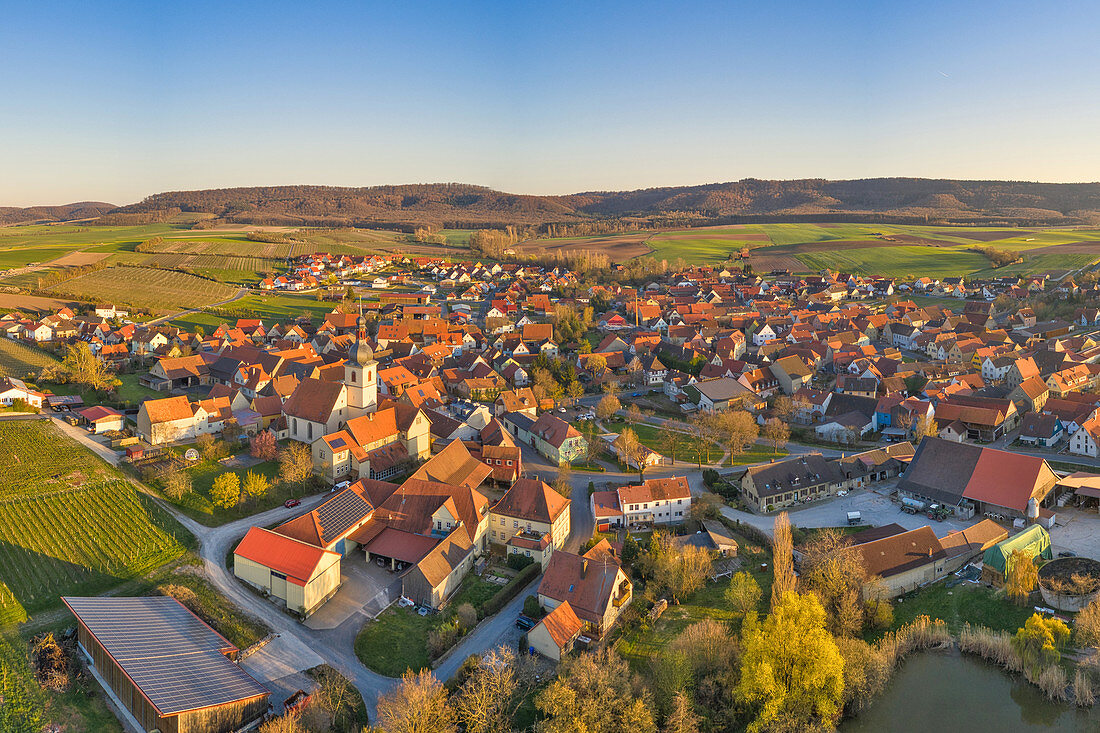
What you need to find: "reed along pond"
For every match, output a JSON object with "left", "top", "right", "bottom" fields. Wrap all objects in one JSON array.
[{"left": 841, "top": 650, "right": 1100, "bottom": 732}]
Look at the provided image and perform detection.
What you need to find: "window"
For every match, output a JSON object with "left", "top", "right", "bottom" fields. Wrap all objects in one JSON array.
[
  {"left": 506, "top": 460, "right": 513, "bottom": 466},
  {"left": 513, "top": 520, "right": 519, "bottom": 528},
  {"left": 320, "top": 451, "right": 326, "bottom": 460},
  {"left": 350, "top": 371, "right": 357, "bottom": 383}
]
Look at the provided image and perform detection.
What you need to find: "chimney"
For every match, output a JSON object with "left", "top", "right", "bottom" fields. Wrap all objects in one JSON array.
[{"left": 582, "top": 558, "right": 589, "bottom": 578}]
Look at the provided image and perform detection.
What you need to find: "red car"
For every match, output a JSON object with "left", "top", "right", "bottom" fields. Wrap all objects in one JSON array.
[{"left": 284, "top": 498, "right": 301, "bottom": 509}]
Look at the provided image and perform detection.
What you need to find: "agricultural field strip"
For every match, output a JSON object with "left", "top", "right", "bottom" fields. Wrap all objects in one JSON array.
[
  {"left": 0, "top": 421, "right": 113, "bottom": 497},
  {"left": 47, "top": 266, "right": 237, "bottom": 309},
  {"left": 0, "top": 338, "right": 60, "bottom": 379}
]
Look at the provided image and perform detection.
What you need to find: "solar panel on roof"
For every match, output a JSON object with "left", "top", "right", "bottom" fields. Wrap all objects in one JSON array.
[
  {"left": 63, "top": 597, "right": 269, "bottom": 715},
  {"left": 316, "top": 489, "right": 372, "bottom": 544}
]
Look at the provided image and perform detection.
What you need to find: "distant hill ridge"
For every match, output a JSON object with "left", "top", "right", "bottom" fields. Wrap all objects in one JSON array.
[
  {"left": 12, "top": 178, "right": 1100, "bottom": 228},
  {"left": 0, "top": 201, "right": 117, "bottom": 226}
]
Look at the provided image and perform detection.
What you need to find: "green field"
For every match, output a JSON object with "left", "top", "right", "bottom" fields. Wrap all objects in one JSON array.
[
  {"left": 601, "top": 420, "right": 724, "bottom": 466},
  {"left": 0, "top": 421, "right": 190, "bottom": 625},
  {"left": 0, "top": 338, "right": 60, "bottom": 379},
  {"left": 48, "top": 266, "right": 238, "bottom": 311},
  {"left": 171, "top": 292, "right": 337, "bottom": 330}
]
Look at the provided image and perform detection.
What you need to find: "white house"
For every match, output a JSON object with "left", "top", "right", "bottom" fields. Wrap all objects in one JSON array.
[
  {"left": 1069, "top": 418, "right": 1100, "bottom": 458},
  {"left": 616, "top": 477, "right": 691, "bottom": 528}
]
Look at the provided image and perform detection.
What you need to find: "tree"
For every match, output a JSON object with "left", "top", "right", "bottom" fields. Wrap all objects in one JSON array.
[
  {"left": 715, "top": 410, "right": 759, "bottom": 459},
  {"left": 772, "top": 395, "right": 795, "bottom": 424},
  {"left": 242, "top": 470, "right": 269, "bottom": 500},
  {"left": 687, "top": 412, "right": 720, "bottom": 465},
  {"left": 566, "top": 380, "right": 585, "bottom": 406},
  {"left": 762, "top": 418, "right": 789, "bottom": 455},
  {"left": 452, "top": 647, "right": 526, "bottom": 733},
  {"left": 309, "top": 665, "right": 360, "bottom": 732},
  {"left": 737, "top": 592, "right": 844, "bottom": 733},
  {"left": 646, "top": 532, "right": 714, "bottom": 603},
  {"left": 1005, "top": 548, "right": 1039, "bottom": 606},
  {"left": 552, "top": 462, "right": 572, "bottom": 498},
  {"left": 1012, "top": 613, "right": 1070, "bottom": 675},
  {"left": 658, "top": 422, "right": 683, "bottom": 466},
  {"left": 210, "top": 472, "right": 241, "bottom": 509},
  {"left": 911, "top": 413, "right": 938, "bottom": 441},
  {"left": 258, "top": 713, "right": 302, "bottom": 733},
  {"left": 456, "top": 603, "right": 478, "bottom": 630},
  {"left": 536, "top": 649, "right": 656, "bottom": 733},
  {"left": 596, "top": 394, "right": 621, "bottom": 421},
  {"left": 770, "top": 512, "right": 796, "bottom": 609},
  {"left": 279, "top": 441, "right": 313, "bottom": 485},
  {"left": 1075, "top": 597, "right": 1100, "bottom": 649},
  {"left": 725, "top": 571, "right": 762, "bottom": 624},
  {"left": 588, "top": 353, "right": 608, "bottom": 374},
  {"left": 40, "top": 341, "right": 120, "bottom": 392},
  {"left": 614, "top": 427, "right": 650, "bottom": 480},
  {"left": 627, "top": 403, "right": 643, "bottom": 426},
  {"left": 250, "top": 430, "right": 278, "bottom": 460},
  {"left": 663, "top": 691, "right": 699, "bottom": 733},
  {"left": 376, "top": 669, "right": 456, "bottom": 733},
  {"left": 163, "top": 468, "right": 192, "bottom": 500},
  {"left": 801, "top": 528, "right": 866, "bottom": 636}
]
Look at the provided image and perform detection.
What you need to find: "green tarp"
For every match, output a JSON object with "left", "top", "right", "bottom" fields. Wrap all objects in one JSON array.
[{"left": 982, "top": 524, "right": 1052, "bottom": 575}]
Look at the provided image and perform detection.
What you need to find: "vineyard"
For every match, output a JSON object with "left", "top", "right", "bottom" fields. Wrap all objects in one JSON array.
[
  {"left": 146, "top": 238, "right": 293, "bottom": 258},
  {"left": 139, "top": 253, "right": 280, "bottom": 272},
  {"left": 0, "top": 480, "right": 188, "bottom": 625},
  {"left": 0, "top": 421, "right": 117, "bottom": 498},
  {"left": 47, "top": 265, "right": 237, "bottom": 310},
  {"left": 0, "top": 338, "right": 59, "bottom": 379},
  {"left": 0, "top": 632, "right": 46, "bottom": 730}
]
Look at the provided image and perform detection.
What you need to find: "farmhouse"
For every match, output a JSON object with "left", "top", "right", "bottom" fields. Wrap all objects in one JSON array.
[
  {"left": 537, "top": 543, "right": 633, "bottom": 638},
  {"left": 63, "top": 596, "right": 269, "bottom": 733},
  {"left": 136, "top": 395, "right": 222, "bottom": 445},
  {"left": 850, "top": 526, "right": 949, "bottom": 598},
  {"left": 0, "top": 376, "right": 45, "bottom": 408}
]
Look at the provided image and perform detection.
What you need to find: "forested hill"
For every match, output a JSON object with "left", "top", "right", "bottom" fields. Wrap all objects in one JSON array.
[
  {"left": 0, "top": 201, "right": 116, "bottom": 226},
  {"left": 21, "top": 178, "right": 1100, "bottom": 228}
]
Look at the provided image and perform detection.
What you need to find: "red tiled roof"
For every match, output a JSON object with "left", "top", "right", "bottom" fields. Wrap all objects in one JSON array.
[
  {"left": 233, "top": 527, "right": 338, "bottom": 586},
  {"left": 535, "top": 600, "right": 583, "bottom": 649}
]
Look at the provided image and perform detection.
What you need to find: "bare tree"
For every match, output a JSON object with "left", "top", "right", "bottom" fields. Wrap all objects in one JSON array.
[
  {"left": 376, "top": 669, "right": 456, "bottom": 733},
  {"left": 596, "top": 394, "right": 621, "bottom": 421},
  {"left": 614, "top": 427, "right": 650, "bottom": 480},
  {"left": 658, "top": 422, "right": 683, "bottom": 466},
  {"left": 452, "top": 647, "right": 528, "bottom": 733},
  {"left": 770, "top": 512, "right": 796, "bottom": 609},
  {"left": 762, "top": 418, "right": 790, "bottom": 455}
]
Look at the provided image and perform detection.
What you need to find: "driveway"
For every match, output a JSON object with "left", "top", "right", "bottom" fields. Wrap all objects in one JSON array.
[
  {"left": 305, "top": 561, "right": 400, "bottom": 631},
  {"left": 1049, "top": 506, "right": 1100, "bottom": 558}
]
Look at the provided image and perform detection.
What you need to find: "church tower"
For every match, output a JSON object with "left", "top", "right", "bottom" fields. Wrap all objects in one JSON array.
[{"left": 345, "top": 314, "right": 377, "bottom": 417}]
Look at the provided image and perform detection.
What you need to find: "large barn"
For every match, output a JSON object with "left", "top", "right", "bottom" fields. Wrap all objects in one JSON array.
[
  {"left": 897, "top": 437, "right": 1058, "bottom": 519},
  {"left": 63, "top": 596, "right": 270, "bottom": 733}
]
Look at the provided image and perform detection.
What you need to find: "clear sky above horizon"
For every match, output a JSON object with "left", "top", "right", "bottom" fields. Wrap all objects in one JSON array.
[{"left": 2, "top": 0, "right": 1099, "bottom": 206}]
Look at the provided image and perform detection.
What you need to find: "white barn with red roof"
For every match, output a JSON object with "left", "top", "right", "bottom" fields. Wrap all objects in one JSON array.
[{"left": 233, "top": 526, "right": 342, "bottom": 617}]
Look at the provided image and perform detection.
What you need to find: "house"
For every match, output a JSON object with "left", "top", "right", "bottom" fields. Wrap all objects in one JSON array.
[
  {"left": 687, "top": 377, "right": 754, "bottom": 412},
  {"left": 0, "top": 376, "right": 45, "bottom": 408},
  {"left": 63, "top": 596, "right": 269, "bottom": 733},
  {"left": 312, "top": 404, "right": 432, "bottom": 482},
  {"left": 489, "top": 478, "right": 571, "bottom": 568},
  {"left": 528, "top": 600, "right": 584, "bottom": 662},
  {"left": 850, "top": 526, "right": 949, "bottom": 598},
  {"left": 1018, "top": 413, "right": 1064, "bottom": 448},
  {"left": 591, "top": 491, "right": 624, "bottom": 531},
  {"left": 1069, "top": 417, "right": 1100, "bottom": 458},
  {"left": 141, "top": 354, "right": 210, "bottom": 391},
  {"left": 233, "top": 526, "right": 342, "bottom": 617},
  {"left": 283, "top": 377, "right": 349, "bottom": 444},
  {"left": 740, "top": 453, "right": 842, "bottom": 512},
  {"left": 897, "top": 437, "right": 1058, "bottom": 519},
  {"left": 495, "top": 387, "right": 538, "bottom": 417},
  {"left": 136, "top": 395, "right": 218, "bottom": 444},
  {"left": 77, "top": 405, "right": 126, "bottom": 434},
  {"left": 529, "top": 413, "right": 587, "bottom": 464},
  {"left": 769, "top": 355, "right": 813, "bottom": 395},
  {"left": 815, "top": 410, "right": 873, "bottom": 444},
  {"left": 616, "top": 476, "right": 692, "bottom": 528},
  {"left": 537, "top": 543, "right": 632, "bottom": 637}
]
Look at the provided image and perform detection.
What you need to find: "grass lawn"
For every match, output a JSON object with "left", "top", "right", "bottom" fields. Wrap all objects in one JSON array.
[
  {"left": 603, "top": 420, "right": 723, "bottom": 466},
  {"left": 355, "top": 573, "right": 504, "bottom": 677},
  {"left": 38, "top": 370, "right": 161, "bottom": 409},
  {"left": 728, "top": 443, "right": 788, "bottom": 467},
  {"left": 889, "top": 581, "right": 1032, "bottom": 635}
]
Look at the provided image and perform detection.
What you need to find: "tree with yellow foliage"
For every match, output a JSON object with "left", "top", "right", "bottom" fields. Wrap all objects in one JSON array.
[
  {"left": 1012, "top": 613, "right": 1070, "bottom": 676},
  {"left": 737, "top": 592, "right": 844, "bottom": 733},
  {"left": 1005, "top": 548, "right": 1039, "bottom": 606}
]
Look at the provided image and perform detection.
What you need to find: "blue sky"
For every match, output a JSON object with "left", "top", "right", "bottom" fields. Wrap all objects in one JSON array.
[{"left": 1, "top": 0, "right": 1098, "bottom": 205}]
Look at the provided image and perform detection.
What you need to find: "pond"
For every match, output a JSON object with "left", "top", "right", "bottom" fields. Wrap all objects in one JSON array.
[{"left": 841, "top": 651, "right": 1100, "bottom": 732}]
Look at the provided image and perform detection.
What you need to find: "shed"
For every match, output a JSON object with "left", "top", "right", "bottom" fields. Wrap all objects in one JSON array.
[{"left": 981, "top": 525, "right": 1052, "bottom": 584}]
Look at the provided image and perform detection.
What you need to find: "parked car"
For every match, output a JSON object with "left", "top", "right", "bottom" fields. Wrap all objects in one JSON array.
[
  {"left": 332, "top": 480, "right": 351, "bottom": 493},
  {"left": 284, "top": 498, "right": 301, "bottom": 508},
  {"left": 515, "top": 614, "right": 536, "bottom": 630}
]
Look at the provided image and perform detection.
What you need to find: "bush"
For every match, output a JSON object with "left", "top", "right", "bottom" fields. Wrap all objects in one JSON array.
[
  {"left": 456, "top": 603, "right": 477, "bottom": 630},
  {"left": 506, "top": 553, "right": 536, "bottom": 571},
  {"left": 483, "top": 563, "right": 540, "bottom": 617},
  {"left": 702, "top": 469, "right": 719, "bottom": 487},
  {"left": 179, "top": 491, "right": 214, "bottom": 515},
  {"left": 523, "top": 595, "right": 543, "bottom": 619}
]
